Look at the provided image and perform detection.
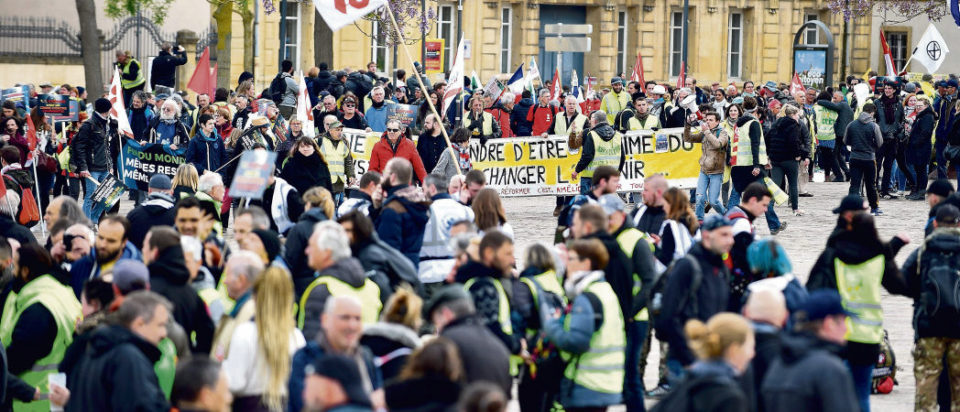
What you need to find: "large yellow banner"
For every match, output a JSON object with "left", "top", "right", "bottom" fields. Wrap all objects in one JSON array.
[{"left": 342, "top": 128, "right": 702, "bottom": 197}]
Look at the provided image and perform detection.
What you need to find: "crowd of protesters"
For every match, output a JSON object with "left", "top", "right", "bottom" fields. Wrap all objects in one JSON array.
[{"left": 2, "top": 48, "right": 960, "bottom": 412}]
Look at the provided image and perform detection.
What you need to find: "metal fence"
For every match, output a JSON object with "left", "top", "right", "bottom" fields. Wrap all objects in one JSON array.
[{"left": 0, "top": 14, "right": 212, "bottom": 87}]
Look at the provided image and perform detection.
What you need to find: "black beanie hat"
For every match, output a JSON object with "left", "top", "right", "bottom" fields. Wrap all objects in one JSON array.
[
  {"left": 94, "top": 98, "right": 111, "bottom": 114},
  {"left": 252, "top": 229, "right": 281, "bottom": 263}
]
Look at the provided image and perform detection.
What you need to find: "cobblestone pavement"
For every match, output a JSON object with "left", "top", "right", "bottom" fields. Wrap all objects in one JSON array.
[{"left": 503, "top": 180, "right": 920, "bottom": 411}]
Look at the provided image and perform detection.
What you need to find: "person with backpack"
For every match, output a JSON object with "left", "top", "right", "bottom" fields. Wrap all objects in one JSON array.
[
  {"left": 271, "top": 60, "right": 298, "bottom": 119},
  {"left": 650, "top": 313, "right": 754, "bottom": 412},
  {"left": 806, "top": 212, "right": 910, "bottom": 412},
  {"left": 0, "top": 146, "right": 38, "bottom": 223},
  {"left": 901, "top": 204, "right": 960, "bottom": 411},
  {"left": 651, "top": 214, "right": 734, "bottom": 386},
  {"left": 760, "top": 290, "right": 860, "bottom": 412},
  {"left": 725, "top": 182, "right": 773, "bottom": 311},
  {"left": 542, "top": 238, "right": 626, "bottom": 412}
]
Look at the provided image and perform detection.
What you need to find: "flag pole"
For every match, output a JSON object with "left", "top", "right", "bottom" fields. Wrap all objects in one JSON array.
[
  {"left": 31, "top": 156, "right": 46, "bottom": 237},
  {"left": 383, "top": 3, "right": 462, "bottom": 177}
]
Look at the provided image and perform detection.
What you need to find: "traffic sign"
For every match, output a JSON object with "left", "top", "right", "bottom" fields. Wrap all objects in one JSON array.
[
  {"left": 545, "top": 37, "right": 592, "bottom": 53},
  {"left": 544, "top": 24, "right": 593, "bottom": 35}
]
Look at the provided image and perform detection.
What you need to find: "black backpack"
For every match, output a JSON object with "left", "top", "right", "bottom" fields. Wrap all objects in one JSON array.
[
  {"left": 268, "top": 73, "right": 287, "bottom": 105},
  {"left": 649, "top": 255, "right": 702, "bottom": 341},
  {"left": 649, "top": 374, "right": 733, "bottom": 412},
  {"left": 916, "top": 244, "right": 960, "bottom": 321}
]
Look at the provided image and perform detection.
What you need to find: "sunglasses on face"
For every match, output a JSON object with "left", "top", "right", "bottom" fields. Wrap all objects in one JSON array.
[
  {"left": 345, "top": 104, "right": 356, "bottom": 108},
  {"left": 387, "top": 128, "right": 401, "bottom": 132}
]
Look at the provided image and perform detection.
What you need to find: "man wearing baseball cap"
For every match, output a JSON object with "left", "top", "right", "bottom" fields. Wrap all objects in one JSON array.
[
  {"left": 600, "top": 77, "right": 629, "bottom": 124},
  {"left": 760, "top": 290, "right": 860, "bottom": 412},
  {"left": 827, "top": 194, "right": 869, "bottom": 245}
]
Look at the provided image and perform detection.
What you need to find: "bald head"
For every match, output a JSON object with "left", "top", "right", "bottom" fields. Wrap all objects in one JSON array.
[{"left": 743, "top": 288, "right": 788, "bottom": 328}]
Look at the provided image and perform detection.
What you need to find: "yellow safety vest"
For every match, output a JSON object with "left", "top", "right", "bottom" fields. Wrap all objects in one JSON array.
[
  {"left": 561, "top": 280, "right": 626, "bottom": 395},
  {"left": 520, "top": 271, "right": 566, "bottom": 310},
  {"left": 464, "top": 277, "right": 520, "bottom": 375},
  {"left": 628, "top": 114, "right": 660, "bottom": 131},
  {"left": 601, "top": 91, "right": 630, "bottom": 124},
  {"left": 731, "top": 119, "right": 768, "bottom": 167},
  {"left": 554, "top": 113, "right": 588, "bottom": 135},
  {"left": 813, "top": 105, "right": 838, "bottom": 142},
  {"left": 120, "top": 58, "right": 145, "bottom": 89},
  {"left": 834, "top": 255, "right": 885, "bottom": 344},
  {"left": 321, "top": 137, "right": 349, "bottom": 184},
  {"left": 298, "top": 276, "right": 382, "bottom": 328},
  {"left": 468, "top": 112, "right": 495, "bottom": 136},
  {"left": 582, "top": 130, "right": 622, "bottom": 178},
  {"left": 0, "top": 275, "right": 81, "bottom": 412},
  {"left": 616, "top": 227, "right": 654, "bottom": 321}
]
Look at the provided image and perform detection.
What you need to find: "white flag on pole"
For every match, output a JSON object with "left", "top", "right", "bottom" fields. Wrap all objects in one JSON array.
[
  {"left": 296, "top": 71, "right": 316, "bottom": 137},
  {"left": 107, "top": 68, "right": 134, "bottom": 139},
  {"left": 442, "top": 38, "right": 466, "bottom": 115},
  {"left": 315, "top": 0, "right": 387, "bottom": 31},
  {"left": 912, "top": 24, "right": 950, "bottom": 74},
  {"left": 525, "top": 57, "right": 542, "bottom": 87}
]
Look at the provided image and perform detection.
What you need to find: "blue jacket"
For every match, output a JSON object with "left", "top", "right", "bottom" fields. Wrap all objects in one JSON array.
[
  {"left": 185, "top": 130, "right": 229, "bottom": 176},
  {"left": 935, "top": 93, "right": 957, "bottom": 144},
  {"left": 511, "top": 98, "right": 535, "bottom": 136},
  {"left": 365, "top": 104, "right": 390, "bottom": 133},
  {"left": 127, "top": 107, "right": 154, "bottom": 141},
  {"left": 68, "top": 241, "right": 143, "bottom": 298},
  {"left": 374, "top": 185, "right": 430, "bottom": 269},
  {"left": 288, "top": 339, "right": 382, "bottom": 412}
]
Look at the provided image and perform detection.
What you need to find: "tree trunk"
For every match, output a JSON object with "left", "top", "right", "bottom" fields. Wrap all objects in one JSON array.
[
  {"left": 76, "top": 0, "right": 103, "bottom": 99},
  {"left": 241, "top": 10, "right": 254, "bottom": 74},
  {"left": 213, "top": 1, "right": 233, "bottom": 90}
]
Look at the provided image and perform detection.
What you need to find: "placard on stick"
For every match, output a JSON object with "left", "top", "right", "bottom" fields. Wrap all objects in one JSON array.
[{"left": 229, "top": 150, "right": 277, "bottom": 199}]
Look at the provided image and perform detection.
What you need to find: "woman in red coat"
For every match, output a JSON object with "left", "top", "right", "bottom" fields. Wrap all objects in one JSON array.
[{"left": 368, "top": 119, "right": 427, "bottom": 183}]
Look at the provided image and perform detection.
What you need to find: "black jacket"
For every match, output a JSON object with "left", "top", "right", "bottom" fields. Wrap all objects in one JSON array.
[
  {"left": 806, "top": 229, "right": 908, "bottom": 364},
  {"left": 0, "top": 339, "right": 35, "bottom": 410},
  {"left": 656, "top": 242, "right": 730, "bottom": 366},
  {"left": 126, "top": 192, "right": 176, "bottom": 249},
  {"left": 680, "top": 361, "right": 749, "bottom": 412},
  {"left": 875, "top": 94, "right": 905, "bottom": 142},
  {"left": 150, "top": 49, "right": 187, "bottom": 88},
  {"left": 285, "top": 208, "right": 330, "bottom": 299},
  {"left": 385, "top": 375, "right": 461, "bottom": 412},
  {"left": 456, "top": 261, "right": 522, "bottom": 355},
  {"left": 907, "top": 105, "right": 937, "bottom": 166},
  {"left": 766, "top": 117, "right": 803, "bottom": 162},
  {"left": 816, "top": 99, "right": 854, "bottom": 140},
  {"left": 280, "top": 151, "right": 333, "bottom": 195},
  {"left": 416, "top": 133, "right": 447, "bottom": 175},
  {"left": 353, "top": 234, "right": 421, "bottom": 293},
  {"left": 71, "top": 113, "right": 115, "bottom": 173},
  {"left": 746, "top": 323, "right": 782, "bottom": 412},
  {"left": 611, "top": 223, "right": 657, "bottom": 317},
  {"left": 760, "top": 333, "right": 859, "bottom": 412},
  {"left": 0, "top": 214, "right": 36, "bottom": 246},
  {"left": 5, "top": 278, "right": 56, "bottom": 377},
  {"left": 902, "top": 227, "right": 960, "bottom": 339},
  {"left": 440, "top": 315, "right": 512, "bottom": 398},
  {"left": 315, "top": 70, "right": 334, "bottom": 95},
  {"left": 574, "top": 123, "right": 626, "bottom": 174},
  {"left": 511, "top": 98, "right": 534, "bottom": 136},
  {"left": 147, "top": 246, "right": 214, "bottom": 354},
  {"left": 327, "top": 78, "right": 346, "bottom": 99},
  {"left": 582, "top": 231, "right": 634, "bottom": 321},
  {"left": 62, "top": 325, "right": 169, "bottom": 412},
  {"left": 360, "top": 322, "right": 420, "bottom": 382}
]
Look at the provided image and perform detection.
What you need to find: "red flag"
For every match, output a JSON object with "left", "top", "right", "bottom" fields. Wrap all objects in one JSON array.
[
  {"left": 631, "top": 52, "right": 646, "bottom": 86},
  {"left": 676, "top": 62, "right": 685, "bottom": 90},
  {"left": 0, "top": 172, "right": 6, "bottom": 198},
  {"left": 24, "top": 114, "right": 37, "bottom": 154},
  {"left": 209, "top": 63, "right": 218, "bottom": 96},
  {"left": 550, "top": 68, "right": 561, "bottom": 100},
  {"left": 188, "top": 47, "right": 213, "bottom": 96},
  {"left": 790, "top": 72, "right": 806, "bottom": 96},
  {"left": 879, "top": 31, "right": 897, "bottom": 77}
]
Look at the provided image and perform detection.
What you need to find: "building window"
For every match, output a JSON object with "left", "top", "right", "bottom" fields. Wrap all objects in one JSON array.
[
  {"left": 669, "top": 11, "right": 683, "bottom": 77},
  {"left": 500, "top": 7, "right": 512, "bottom": 73},
  {"left": 886, "top": 31, "right": 908, "bottom": 72},
  {"left": 728, "top": 12, "right": 742, "bottom": 78},
  {"left": 617, "top": 11, "right": 627, "bottom": 75},
  {"left": 438, "top": 4, "right": 455, "bottom": 72},
  {"left": 805, "top": 14, "right": 819, "bottom": 44},
  {"left": 283, "top": 3, "right": 301, "bottom": 65},
  {"left": 371, "top": 19, "right": 389, "bottom": 74}
]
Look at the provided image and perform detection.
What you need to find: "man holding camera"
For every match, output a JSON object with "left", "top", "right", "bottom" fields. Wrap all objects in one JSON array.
[{"left": 151, "top": 43, "right": 188, "bottom": 89}]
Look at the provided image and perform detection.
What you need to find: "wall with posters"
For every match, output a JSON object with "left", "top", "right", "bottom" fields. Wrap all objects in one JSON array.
[{"left": 339, "top": 127, "right": 701, "bottom": 197}]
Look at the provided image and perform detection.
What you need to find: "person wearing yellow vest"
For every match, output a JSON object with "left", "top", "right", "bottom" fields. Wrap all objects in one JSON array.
[
  {"left": 727, "top": 97, "right": 784, "bottom": 235},
  {"left": 813, "top": 91, "right": 845, "bottom": 183},
  {"left": 62, "top": 291, "right": 173, "bottom": 411},
  {"left": 551, "top": 96, "right": 588, "bottom": 136},
  {"left": 320, "top": 119, "right": 355, "bottom": 205},
  {"left": 0, "top": 244, "right": 79, "bottom": 411},
  {"left": 599, "top": 194, "right": 657, "bottom": 412},
  {"left": 211, "top": 251, "right": 264, "bottom": 361},
  {"left": 116, "top": 50, "right": 145, "bottom": 108},
  {"left": 600, "top": 77, "right": 629, "bottom": 124},
  {"left": 457, "top": 231, "right": 523, "bottom": 360},
  {"left": 544, "top": 238, "right": 626, "bottom": 410},
  {"left": 807, "top": 212, "right": 910, "bottom": 412},
  {"left": 626, "top": 96, "right": 661, "bottom": 132},
  {"left": 300, "top": 221, "right": 388, "bottom": 341},
  {"left": 465, "top": 97, "right": 502, "bottom": 144},
  {"left": 572, "top": 111, "right": 625, "bottom": 195}
]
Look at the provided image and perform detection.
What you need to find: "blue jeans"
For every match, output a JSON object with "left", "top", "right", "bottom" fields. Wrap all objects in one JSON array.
[
  {"left": 82, "top": 170, "right": 109, "bottom": 222},
  {"left": 333, "top": 191, "right": 344, "bottom": 207},
  {"left": 579, "top": 177, "right": 592, "bottom": 195},
  {"left": 726, "top": 187, "right": 740, "bottom": 212},
  {"left": 846, "top": 361, "right": 873, "bottom": 412},
  {"left": 695, "top": 172, "right": 725, "bottom": 220},
  {"left": 623, "top": 321, "right": 647, "bottom": 412}
]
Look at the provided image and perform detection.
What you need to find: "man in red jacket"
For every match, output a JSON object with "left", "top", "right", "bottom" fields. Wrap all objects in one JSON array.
[
  {"left": 486, "top": 91, "right": 515, "bottom": 138},
  {"left": 368, "top": 119, "right": 427, "bottom": 183},
  {"left": 526, "top": 89, "right": 559, "bottom": 136}
]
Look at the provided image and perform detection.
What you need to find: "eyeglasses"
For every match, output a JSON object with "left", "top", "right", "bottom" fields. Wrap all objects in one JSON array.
[
  {"left": 344, "top": 104, "right": 356, "bottom": 108},
  {"left": 387, "top": 128, "right": 401, "bottom": 132}
]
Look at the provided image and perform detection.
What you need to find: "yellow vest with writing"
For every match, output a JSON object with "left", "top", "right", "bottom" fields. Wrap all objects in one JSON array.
[
  {"left": 731, "top": 119, "right": 768, "bottom": 166},
  {"left": 582, "top": 130, "right": 622, "bottom": 178},
  {"left": 321, "top": 137, "right": 349, "bottom": 184},
  {"left": 835, "top": 255, "right": 885, "bottom": 344}
]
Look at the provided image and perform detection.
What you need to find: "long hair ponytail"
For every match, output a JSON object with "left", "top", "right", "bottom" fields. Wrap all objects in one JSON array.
[{"left": 253, "top": 267, "right": 295, "bottom": 411}]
